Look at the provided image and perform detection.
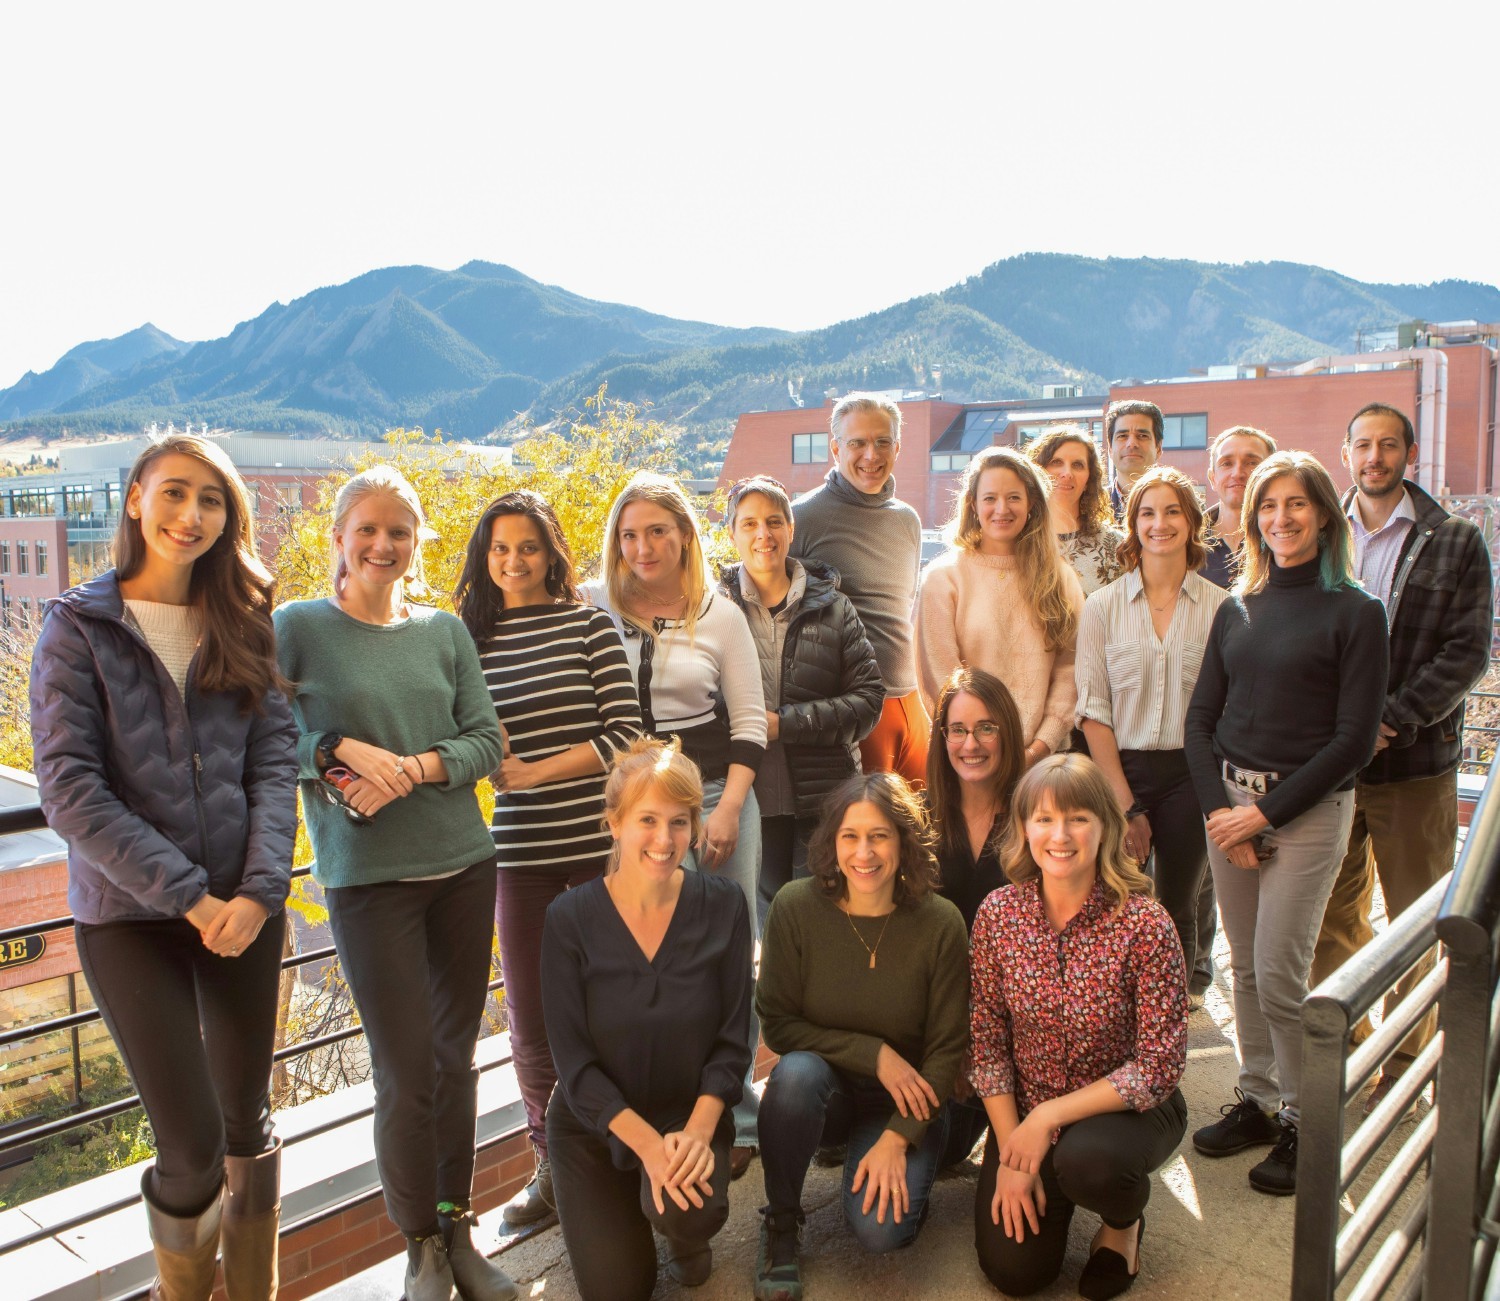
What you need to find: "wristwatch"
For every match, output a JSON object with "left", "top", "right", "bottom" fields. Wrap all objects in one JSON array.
[{"left": 316, "top": 732, "right": 344, "bottom": 770}]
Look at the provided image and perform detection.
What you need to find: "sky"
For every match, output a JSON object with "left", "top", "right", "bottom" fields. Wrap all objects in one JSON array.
[{"left": 3, "top": 0, "right": 1498, "bottom": 391}]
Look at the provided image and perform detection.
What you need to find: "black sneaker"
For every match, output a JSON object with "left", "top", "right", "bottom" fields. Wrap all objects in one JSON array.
[
  {"left": 1249, "top": 1120, "right": 1298, "bottom": 1195},
  {"left": 1193, "top": 1089, "right": 1281, "bottom": 1156}
]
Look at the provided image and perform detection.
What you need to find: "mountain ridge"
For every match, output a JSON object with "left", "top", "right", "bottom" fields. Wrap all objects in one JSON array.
[{"left": 5, "top": 255, "right": 1497, "bottom": 449}]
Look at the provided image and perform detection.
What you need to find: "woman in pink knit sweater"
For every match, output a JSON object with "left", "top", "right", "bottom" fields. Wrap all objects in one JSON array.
[{"left": 916, "top": 448, "right": 1084, "bottom": 765}]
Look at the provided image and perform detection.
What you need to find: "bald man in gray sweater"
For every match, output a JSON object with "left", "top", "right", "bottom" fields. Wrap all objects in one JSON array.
[{"left": 790, "top": 393, "right": 929, "bottom": 784}]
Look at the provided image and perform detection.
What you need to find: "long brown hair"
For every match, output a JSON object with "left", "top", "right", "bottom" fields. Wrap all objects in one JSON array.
[
  {"left": 454, "top": 489, "right": 581, "bottom": 640},
  {"left": 1003, "top": 755, "right": 1153, "bottom": 915},
  {"left": 1118, "top": 466, "right": 1209, "bottom": 572},
  {"left": 950, "top": 447, "right": 1079, "bottom": 652},
  {"left": 924, "top": 667, "right": 1025, "bottom": 866},
  {"left": 806, "top": 773, "right": 940, "bottom": 909},
  {"left": 1026, "top": 426, "right": 1113, "bottom": 538},
  {"left": 1237, "top": 451, "right": 1357, "bottom": 596},
  {"left": 114, "top": 435, "right": 287, "bottom": 710}
]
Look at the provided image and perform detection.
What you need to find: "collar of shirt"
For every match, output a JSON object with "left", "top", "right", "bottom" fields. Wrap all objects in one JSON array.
[
  {"left": 1346, "top": 484, "right": 1416, "bottom": 539},
  {"left": 1123, "top": 568, "right": 1204, "bottom": 605}
]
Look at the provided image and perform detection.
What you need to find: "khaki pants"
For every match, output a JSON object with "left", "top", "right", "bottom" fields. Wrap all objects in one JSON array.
[{"left": 1311, "top": 767, "right": 1458, "bottom": 1067}]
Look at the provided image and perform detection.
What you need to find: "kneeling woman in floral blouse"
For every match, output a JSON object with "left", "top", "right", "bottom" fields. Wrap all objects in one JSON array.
[{"left": 969, "top": 754, "right": 1188, "bottom": 1300}]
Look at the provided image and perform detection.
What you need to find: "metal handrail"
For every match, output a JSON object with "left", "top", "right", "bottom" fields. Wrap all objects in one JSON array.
[{"left": 1295, "top": 769, "right": 1500, "bottom": 1301}]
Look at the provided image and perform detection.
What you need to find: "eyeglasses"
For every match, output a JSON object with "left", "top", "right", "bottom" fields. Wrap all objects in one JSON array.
[
  {"left": 313, "top": 766, "right": 373, "bottom": 826},
  {"left": 841, "top": 438, "right": 896, "bottom": 454},
  {"left": 943, "top": 722, "right": 1000, "bottom": 743}
]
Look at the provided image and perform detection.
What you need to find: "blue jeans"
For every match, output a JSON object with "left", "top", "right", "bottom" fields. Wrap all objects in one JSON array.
[
  {"left": 760, "top": 1051, "right": 951, "bottom": 1253},
  {"left": 686, "top": 778, "right": 761, "bottom": 1146}
]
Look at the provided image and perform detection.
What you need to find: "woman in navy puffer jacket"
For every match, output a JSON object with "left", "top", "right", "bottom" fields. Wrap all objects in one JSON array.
[{"left": 29, "top": 435, "right": 297, "bottom": 1301}]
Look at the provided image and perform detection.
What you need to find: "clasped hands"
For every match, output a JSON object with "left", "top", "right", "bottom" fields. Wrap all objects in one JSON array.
[
  {"left": 642, "top": 1125, "right": 717, "bottom": 1216},
  {"left": 1206, "top": 803, "right": 1272, "bottom": 871},
  {"left": 336, "top": 737, "right": 418, "bottom": 817}
]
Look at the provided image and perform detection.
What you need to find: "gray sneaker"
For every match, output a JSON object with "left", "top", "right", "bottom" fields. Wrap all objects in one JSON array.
[{"left": 500, "top": 1157, "right": 555, "bottom": 1228}]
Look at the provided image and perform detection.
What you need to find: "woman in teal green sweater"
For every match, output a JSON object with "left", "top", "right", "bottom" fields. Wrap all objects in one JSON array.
[{"left": 274, "top": 466, "right": 511, "bottom": 1301}]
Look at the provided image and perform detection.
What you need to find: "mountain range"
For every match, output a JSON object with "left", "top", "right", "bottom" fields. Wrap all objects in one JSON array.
[{"left": 5, "top": 254, "right": 1499, "bottom": 451}]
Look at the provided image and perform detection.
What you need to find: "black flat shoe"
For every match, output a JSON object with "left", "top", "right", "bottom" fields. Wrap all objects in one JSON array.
[{"left": 1078, "top": 1213, "right": 1143, "bottom": 1301}]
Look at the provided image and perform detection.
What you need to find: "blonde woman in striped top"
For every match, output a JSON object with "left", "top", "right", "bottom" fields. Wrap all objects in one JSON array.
[
  {"left": 1074, "top": 466, "right": 1227, "bottom": 1004},
  {"left": 454, "top": 489, "right": 642, "bottom": 1228}
]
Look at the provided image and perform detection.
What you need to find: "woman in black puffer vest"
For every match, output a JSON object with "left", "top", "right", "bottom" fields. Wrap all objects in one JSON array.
[{"left": 720, "top": 476, "right": 885, "bottom": 930}]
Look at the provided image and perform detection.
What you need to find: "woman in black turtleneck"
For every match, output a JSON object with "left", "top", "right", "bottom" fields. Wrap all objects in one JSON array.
[{"left": 1184, "top": 451, "right": 1388, "bottom": 1199}]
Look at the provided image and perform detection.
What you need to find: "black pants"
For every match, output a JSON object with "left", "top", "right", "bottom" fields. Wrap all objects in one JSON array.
[
  {"left": 326, "top": 857, "right": 497, "bottom": 1234},
  {"left": 547, "top": 1093, "right": 732, "bottom": 1301},
  {"left": 974, "top": 1090, "right": 1187, "bottom": 1296},
  {"left": 758, "top": 814, "right": 815, "bottom": 933},
  {"left": 1120, "top": 749, "right": 1209, "bottom": 978},
  {"left": 75, "top": 910, "right": 285, "bottom": 1216}
]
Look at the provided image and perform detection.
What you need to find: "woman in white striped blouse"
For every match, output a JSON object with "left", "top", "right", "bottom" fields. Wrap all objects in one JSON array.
[
  {"left": 1074, "top": 467, "right": 1228, "bottom": 1004},
  {"left": 454, "top": 489, "right": 642, "bottom": 1227}
]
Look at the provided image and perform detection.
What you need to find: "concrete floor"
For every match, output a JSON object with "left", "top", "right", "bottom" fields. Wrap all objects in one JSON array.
[{"left": 328, "top": 966, "right": 1430, "bottom": 1300}]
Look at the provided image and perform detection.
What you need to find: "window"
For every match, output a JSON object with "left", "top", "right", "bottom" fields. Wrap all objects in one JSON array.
[
  {"left": 792, "top": 432, "right": 829, "bottom": 464},
  {"left": 17, "top": 543, "right": 28, "bottom": 575},
  {"left": 930, "top": 453, "right": 971, "bottom": 474},
  {"left": 0, "top": 541, "right": 8, "bottom": 574},
  {"left": 35, "top": 541, "right": 48, "bottom": 576},
  {"left": 1162, "top": 414, "right": 1208, "bottom": 450}
]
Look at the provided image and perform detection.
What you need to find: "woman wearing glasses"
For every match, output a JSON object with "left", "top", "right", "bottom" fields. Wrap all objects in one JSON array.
[
  {"left": 916, "top": 448, "right": 1084, "bottom": 766},
  {"left": 274, "top": 466, "right": 510, "bottom": 1301},
  {"left": 924, "top": 667, "right": 1027, "bottom": 933},
  {"left": 719, "top": 475, "right": 885, "bottom": 928},
  {"left": 1075, "top": 467, "right": 1228, "bottom": 1004}
]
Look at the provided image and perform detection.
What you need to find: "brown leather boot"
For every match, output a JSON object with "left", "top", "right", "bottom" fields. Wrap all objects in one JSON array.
[
  {"left": 142, "top": 1170, "right": 223, "bottom": 1301},
  {"left": 222, "top": 1139, "right": 282, "bottom": 1300}
]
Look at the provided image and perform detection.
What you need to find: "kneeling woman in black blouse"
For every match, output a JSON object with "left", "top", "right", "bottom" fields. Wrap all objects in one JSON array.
[{"left": 541, "top": 737, "right": 753, "bottom": 1300}]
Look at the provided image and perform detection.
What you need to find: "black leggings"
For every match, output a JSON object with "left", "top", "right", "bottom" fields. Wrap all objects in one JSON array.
[
  {"left": 974, "top": 1090, "right": 1187, "bottom": 1296},
  {"left": 1120, "top": 750, "right": 1210, "bottom": 977},
  {"left": 547, "top": 1093, "right": 732, "bottom": 1301},
  {"left": 325, "top": 857, "right": 498, "bottom": 1235},
  {"left": 75, "top": 911, "right": 286, "bottom": 1216}
]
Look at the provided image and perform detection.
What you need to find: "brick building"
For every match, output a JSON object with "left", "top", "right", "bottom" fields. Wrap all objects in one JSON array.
[{"left": 718, "top": 325, "right": 1500, "bottom": 528}]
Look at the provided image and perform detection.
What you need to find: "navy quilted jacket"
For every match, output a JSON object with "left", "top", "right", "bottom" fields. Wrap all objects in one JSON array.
[{"left": 29, "top": 571, "right": 297, "bottom": 924}]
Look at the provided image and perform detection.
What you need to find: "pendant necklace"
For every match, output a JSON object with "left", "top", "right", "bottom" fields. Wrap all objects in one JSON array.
[{"left": 846, "top": 908, "right": 895, "bottom": 970}]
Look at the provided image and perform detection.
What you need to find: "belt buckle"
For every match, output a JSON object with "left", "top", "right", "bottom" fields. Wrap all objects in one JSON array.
[{"left": 1231, "top": 766, "right": 1268, "bottom": 796}]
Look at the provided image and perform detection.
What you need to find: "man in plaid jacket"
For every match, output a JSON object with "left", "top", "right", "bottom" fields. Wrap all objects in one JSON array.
[{"left": 1313, "top": 402, "right": 1493, "bottom": 1116}]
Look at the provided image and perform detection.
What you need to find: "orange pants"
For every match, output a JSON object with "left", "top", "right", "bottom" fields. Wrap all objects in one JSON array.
[{"left": 858, "top": 692, "right": 931, "bottom": 789}]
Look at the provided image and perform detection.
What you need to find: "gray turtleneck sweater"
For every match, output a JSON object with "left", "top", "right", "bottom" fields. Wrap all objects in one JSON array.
[{"left": 790, "top": 468, "right": 922, "bottom": 696}]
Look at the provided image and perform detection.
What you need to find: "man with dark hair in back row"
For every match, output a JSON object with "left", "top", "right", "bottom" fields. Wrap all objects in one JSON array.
[
  {"left": 1104, "top": 399, "right": 1165, "bottom": 519},
  {"left": 1313, "top": 401, "right": 1493, "bottom": 1116}
]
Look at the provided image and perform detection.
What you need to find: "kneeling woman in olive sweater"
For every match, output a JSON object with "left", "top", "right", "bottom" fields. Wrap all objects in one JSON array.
[
  {"left": 541, "top": 738, "right": 753, "bottom": 1301},
  {"left": 754, "top": 773, "right": 969, "bottom": 1299}
]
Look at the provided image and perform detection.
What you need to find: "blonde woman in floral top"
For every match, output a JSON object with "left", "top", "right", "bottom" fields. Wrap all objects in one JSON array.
[
  {"left": 1028, "top": 425, "right": 1126, "bottom": 597},
  {"left": 969, "top": 755, "right": 1187, "bottom": 1301}
]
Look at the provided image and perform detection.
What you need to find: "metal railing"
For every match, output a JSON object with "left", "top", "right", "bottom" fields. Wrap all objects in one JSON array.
[
  {"left": 1293, "top": 773, "right": 1500, "bottom": 1300},
  {"left": 0, "top": 802, "right": 521, "bottom": 1267}
]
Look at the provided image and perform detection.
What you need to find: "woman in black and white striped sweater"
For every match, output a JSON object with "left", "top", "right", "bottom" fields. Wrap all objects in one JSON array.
[{"left": 454, "top": 489, "right": 642, "bottom": 1228}]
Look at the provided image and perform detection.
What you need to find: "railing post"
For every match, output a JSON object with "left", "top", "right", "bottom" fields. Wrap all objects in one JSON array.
[
  {"left": 1428, "top": 917, "right": 1497, "bottom": 1301},
  {"left": 1293, "top": 994, "right": 1351, "bottom": 1300}
]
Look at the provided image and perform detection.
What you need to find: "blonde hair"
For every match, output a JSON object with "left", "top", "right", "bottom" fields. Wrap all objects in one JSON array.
[
  {"left": 330, "top": 465, "right": 433, "bottom": 600},
  {"left": 601, "top": 472, "right": 711, "bottom": 641},
  {"left": 603, "top": 737, "right": 706, "bottom": 870},
  {"left": 950, "top": 447, "right": 1078, "bottom": 653},
  {"left": 1003, "top": 754, "right": 1154, "bottom": 915},
  {"left": 1237, "top": 451, "right": 1356, "bottom": 597}
]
